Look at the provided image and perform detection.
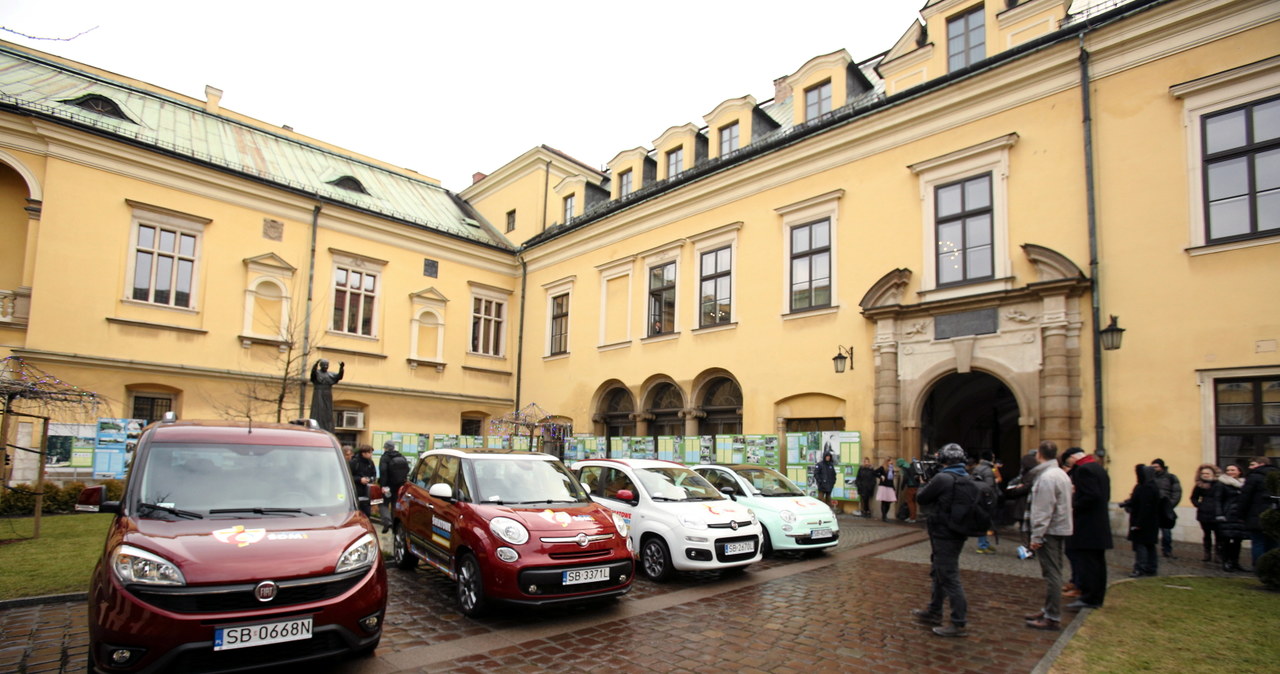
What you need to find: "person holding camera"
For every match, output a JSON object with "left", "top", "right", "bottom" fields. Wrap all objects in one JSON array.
[{"left": 911, "top": 444, "right": 973, "bottom": 637}]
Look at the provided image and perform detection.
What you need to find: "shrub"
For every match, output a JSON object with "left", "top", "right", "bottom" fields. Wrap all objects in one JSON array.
[
  {"left": 103, "top": 479, "right": 125, "bottom": 501},
  {"left": 0, "top": 483, "right": 38, "bottom": 516},
  {"left": 47, "top": 481, "right": 87, "bottom": 513},
  {"left": 1256, "top": 548, "right": 1280, "bottom": 591}
]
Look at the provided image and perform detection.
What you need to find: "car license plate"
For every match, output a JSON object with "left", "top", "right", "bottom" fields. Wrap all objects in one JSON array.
[
  {"left": 810, "top": 528, "right": 833, "bottom": 539},
  {"left": 214, "top": 617, "right": 312, "bottom": 651},
  {"left": 724, "top": 540, "right": 755, "bottom": 555},
  {"left": 563, "top": 566, "right": 610, "bottom": 585}
]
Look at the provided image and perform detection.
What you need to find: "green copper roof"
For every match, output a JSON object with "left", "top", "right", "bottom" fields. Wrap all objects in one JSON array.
[{"left": 0, "top": 45, "right": 511, "bottom": 250}]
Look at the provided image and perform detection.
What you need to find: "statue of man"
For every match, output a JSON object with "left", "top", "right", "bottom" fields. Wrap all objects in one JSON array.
[{"left": 309, "top": 359, "right": 344, "bottom": 432}]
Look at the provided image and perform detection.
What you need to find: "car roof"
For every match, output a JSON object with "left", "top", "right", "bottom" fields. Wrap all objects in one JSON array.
[
  {"left": 145, "top": 420, "right": 337, "bottom": 447},
  {"left": 425, "top": 448, "right": 557, "bottom": 460},
  {"left": 575, "top": 458, "right": 687, "bottom": 469}
]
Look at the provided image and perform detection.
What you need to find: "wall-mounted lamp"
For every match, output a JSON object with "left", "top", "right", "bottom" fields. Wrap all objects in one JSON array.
[
  {"left": 1099, "top": 315, "right": 1125, "bottom": 351},
  {"left": 832, "top": 346, "right": 853, "bottom": 373}
]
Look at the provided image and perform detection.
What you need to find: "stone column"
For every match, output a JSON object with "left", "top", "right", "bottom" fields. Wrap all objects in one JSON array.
[
  {"left": 1040, "top": 293, "right": 1072, "bottom": 449},
  {"left": 873, "top": 340, "right": 900, "bottom": 461}
]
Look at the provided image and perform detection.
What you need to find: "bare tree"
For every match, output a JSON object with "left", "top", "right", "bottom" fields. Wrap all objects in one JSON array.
[{"left": 207, "top": 281, "right": 325, "bottom": 424}]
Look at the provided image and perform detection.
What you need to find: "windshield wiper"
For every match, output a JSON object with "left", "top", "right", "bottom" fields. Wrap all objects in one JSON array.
[
  {"left": 765, "top": 492, "right": 806, "bottom": 497},
  {"left": 138, "top": 502, "right": 203, "bottom": 519},
  {"left": 682, "top": 496, "right": 720, "bottom": 501},
  {"left": 508, "top": 498, "right": 580, "bottom": 505},
  {"left": 207, "top": 507, "right": 308, "bottom": 516}
]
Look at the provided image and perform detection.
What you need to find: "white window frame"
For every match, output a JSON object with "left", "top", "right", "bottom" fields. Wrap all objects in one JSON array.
[
  {"left": 619, "top": 169, "right": 633, "bottom": 197},
  {"left": 776, "top": 191, "right": 843, "bottom": 318},
  {"left": 563, "top": 194, "right": 576, "bottom": 224},
  {"left": 123, "top": 201, "right": 209, "bottom": 313},
  {"left": 1171, "top": 56, "right": 1280, "bottom": 255},
  {"left": 909, "top": 134, "right": 1016, "bottom": 301},
  {"left": 469, "top": 283, "right": 510, "bottom": 358},
  {"left": 643, "top": 243, "right": 682, "bottom": 340},
  {"left": 329, "top": 250, "right": 386, "bottom": 339},
  {"left": 804, "top": 81, "right": 832, "bottom": 121},
  {"left": 596, "top": 257, "right": 635, "bottom": 349},
  {"left": 690, "top": 223, "right": 741, "bottom": 331},
  {"left": 719, "top": 121, "right": 740, "bottom": 156},
  {"left": 543, "top": 277, "right": 575, "bottom": 358}
]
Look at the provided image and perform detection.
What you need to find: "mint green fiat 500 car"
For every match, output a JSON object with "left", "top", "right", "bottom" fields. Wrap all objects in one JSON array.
[{"left": 693, "top": 464, "right": 839, "bottom": 556}]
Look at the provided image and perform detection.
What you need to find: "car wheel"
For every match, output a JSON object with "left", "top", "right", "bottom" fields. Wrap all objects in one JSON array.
[
  {"left": 640, "top": 537, "right": 674, "bottom": 582},
  {"left": 761, "top": 530, "right": 774, "bottom": 558},
  {"left": 456, "top": 552, "right": 488, "bottom": 618},
  {"left": 392, "top": 524, "right": 417, "bottom": 570}
]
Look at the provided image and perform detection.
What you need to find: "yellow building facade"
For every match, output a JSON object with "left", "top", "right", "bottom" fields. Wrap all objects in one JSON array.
[{"left": 2, "top": 0, "right": 1277, "bottom": 537}]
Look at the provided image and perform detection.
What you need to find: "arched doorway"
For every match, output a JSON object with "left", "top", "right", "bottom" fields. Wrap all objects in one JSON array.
[
  {"left": 921, "top": 372, "right": 1020, "bottom": 474},
  {"left": 647, "top": 383, "right": 684, "bottom": 438},
  {"left": 599, "top": 387, "right": 635, "bottom": 455}
]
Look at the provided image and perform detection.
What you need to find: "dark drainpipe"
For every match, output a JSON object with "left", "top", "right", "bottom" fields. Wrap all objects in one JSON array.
[
  {"left": 299, "top": 203, "right": 322, "bottom": 415},
  {"left": 514, "top": 255, "right": 528, "bottom": 410},
  {"left": 1080, "top": 39, "right": 1106, "bottom": 461}
]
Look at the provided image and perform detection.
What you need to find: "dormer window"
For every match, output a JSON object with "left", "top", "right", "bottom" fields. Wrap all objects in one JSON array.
[
  {"left": 947, "top": 5, "right": 986, "bottom": 72},
  {"left": 805, "top": 81, "right": 832, "bottom": 121},
  {"left": 329, "top": 176, "right": 369, "bottom": 194},
  {"left": 63, "top": 94, "right": 132, "bottom": 122}
]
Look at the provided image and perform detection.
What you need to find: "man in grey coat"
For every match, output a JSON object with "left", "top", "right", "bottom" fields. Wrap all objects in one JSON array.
[
  {"left": 1025, "top": 443, "right": 1073, "bottom": 631},
  {"left": 1151, "top": 458, "right": 1183, "bottom": 558}
]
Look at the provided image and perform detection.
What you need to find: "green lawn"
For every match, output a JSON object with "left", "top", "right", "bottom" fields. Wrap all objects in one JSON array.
[
  {"left": 1052, "top": 576, "right": 1279, "bottom": 673},
  {"left": 0, "top": 513, "right": 112, "bottom": 600}
]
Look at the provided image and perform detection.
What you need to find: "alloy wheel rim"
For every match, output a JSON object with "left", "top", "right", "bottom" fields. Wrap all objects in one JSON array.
[
  {"left": 459, "top": 560, "right": 478, "bottom": 609},
  {"left": 643, "top": 542, "right": 663, "bottom": 577}
]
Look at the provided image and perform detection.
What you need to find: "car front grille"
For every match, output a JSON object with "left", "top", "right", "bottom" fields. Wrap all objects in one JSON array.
[
  {"left": 714, "top": 534, "right": 759, "bottom": 563},
  {"left": 708, "top": 520, "right": 753, "bottom": 529},
  {"left": 130, "top": 569, "right": 365, "bottom": 613},
  {"left": 167, "top": 631, "right": 348, "bottom": 673},
  {"left": 516, "top": 558, "right": 634, "bottom": 597},
  {"left": 547, "top": 548, "right": 613, "bottom": 561}
]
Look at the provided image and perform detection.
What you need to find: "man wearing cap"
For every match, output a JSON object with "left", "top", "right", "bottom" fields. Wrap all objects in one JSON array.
[
  {"left": 1064, "top": 447, "right": 1111, "bottom": 609},
  {"left": 1150, "top": 458, "right": 1183, "bottom": 558},
  {"left": 912, "top": 443, "right": 973, "bottom": 637}
]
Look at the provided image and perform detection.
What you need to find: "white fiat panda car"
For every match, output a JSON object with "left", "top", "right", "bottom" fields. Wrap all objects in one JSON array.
[{"left": 571, "top": 458, "right": 762, "bottom": 581}]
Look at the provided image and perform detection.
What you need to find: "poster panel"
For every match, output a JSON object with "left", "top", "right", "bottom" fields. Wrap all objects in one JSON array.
[{"left": 94, "top": 418, "right": 145, "bottom": 479}]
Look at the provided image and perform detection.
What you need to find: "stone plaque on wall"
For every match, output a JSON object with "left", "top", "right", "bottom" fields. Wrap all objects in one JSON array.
[{"left": 935, "top": 308, "right": 998, "bottom": 340}]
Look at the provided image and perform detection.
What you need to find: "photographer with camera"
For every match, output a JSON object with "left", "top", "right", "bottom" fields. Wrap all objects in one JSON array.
[{"left": 911, "top": 443, "right": 980, "bottom": 637}]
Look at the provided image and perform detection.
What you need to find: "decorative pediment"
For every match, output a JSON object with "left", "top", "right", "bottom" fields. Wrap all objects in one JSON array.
[
  {"left": 860, "top": 268, "right": 913, "bottom": 311},
  {"left": 243, "top": 252, "right": 296, "bottom": 277},
  {"left": 1021, "top": 244, "right": 1085, "bottom": 283},
  {"left": 410, "top": 287, "right": 449, "bottom": 304}
]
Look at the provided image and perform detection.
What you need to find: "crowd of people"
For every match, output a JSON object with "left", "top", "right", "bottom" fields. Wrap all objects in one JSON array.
[
  {"left": 829, "top": 442, "right": 1280, "bottom": 638},
  {"left": 342, "top": 441, "right": 411, "bottom": 531}
]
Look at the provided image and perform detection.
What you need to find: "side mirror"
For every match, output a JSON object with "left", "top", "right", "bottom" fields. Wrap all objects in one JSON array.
[
  {"left": 76, "top": 485, "right": 120, "bottom": 514},
  {"left": 367, "top": 484, "right": 384, "bottom": 507},
  {"left": 428, "top": 483, "right": 454, "bottom": 500},
  {"left": 719, "top": 486, "right": 737, "bottom": 500},
  {"left": 615, "top": 489, "right": 635, "bottom": 503}
]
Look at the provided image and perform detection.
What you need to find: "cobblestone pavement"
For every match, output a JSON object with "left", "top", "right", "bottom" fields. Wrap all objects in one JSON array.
[{"left": 0, "top": 514, "right": 1246, "bottom": 673}]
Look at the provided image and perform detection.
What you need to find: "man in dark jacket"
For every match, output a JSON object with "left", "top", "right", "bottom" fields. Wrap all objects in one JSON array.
[
  {"left": 1063, "top": 447, "right": 1111, "bottom": 608},
  {"left": 1240, "top": 457, "right": 1278, "bottom": 569},
  {"left": 814, "top": 447, "right": 837, "bottom": 508},
  {"left": 1150, "top": 458, "right": 1183, "bottom": 558},
  {"left": 855, "top": 457, "right": 877, "bottom": 517},
  {"left": 378, "top": 441, "right": 410, "bottom": 533},
  {"left": 911, "top": 443, "right": 971, "bottom": 637},
  {"left": 349, "top": 444, "right": 377, "bottom": 517}
]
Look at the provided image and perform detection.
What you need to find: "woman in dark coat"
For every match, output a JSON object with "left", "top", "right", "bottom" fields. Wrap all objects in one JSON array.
[
  {"left": 814, "top": 447, "right": 837, "bottom": 508},
  {"left": 1215, "top": 463, "right": 1247, "bottom": 572},
  {"left": 855, "top": 457, "right": 878, "bottom": 518},
  {"left": 1126, "top": 464, "right": 1162, "bottom": 577},
  {"left": 1190, "top": 463, "right": 1223, "bottom": 563}
]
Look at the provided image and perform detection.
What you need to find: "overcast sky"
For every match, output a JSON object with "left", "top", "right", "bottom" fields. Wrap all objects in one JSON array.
[{"left": 1, "top": 1, "right": 930, "bottom": 191}]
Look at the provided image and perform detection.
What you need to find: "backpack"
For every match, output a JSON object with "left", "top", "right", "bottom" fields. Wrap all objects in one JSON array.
[
  {"left": 1159, "top": 495, "right": 1178, "bottom": 529},
  {"left": 947, "top": 473, "right": 995, "bottom": 537},
  {"left": 384, "top": 452, "right": 410, "bottom": 488}
]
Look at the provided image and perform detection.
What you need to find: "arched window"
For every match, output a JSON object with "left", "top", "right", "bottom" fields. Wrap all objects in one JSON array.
[
  {"left": 64, "top": 94, "right": 133, "bottom": 122},
  {"left": 329, "top": 176, "right": 369, "bottom": 194},
  {"left": 699, "top": 378, "right": 743, "bottom": 436},
  {"left": 601, "top": 388, "right": 635, "bottom": 452},
  {"left": 648, "top": 383, "right": 684, "bottom": 437}
]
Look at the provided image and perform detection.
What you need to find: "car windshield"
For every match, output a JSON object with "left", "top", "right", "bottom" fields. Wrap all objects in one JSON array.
[
  {"left": 470, "top": 458, "right": 587, "bottom": 504},
  {"left": 135, "top": 443, "right": 350, "bottom": 518},
  {"left": 734, "top": 467, "right": 806, "bottom": 496},
  {"left": 635, "top": 466, "right": 723, "bottom": 501}
]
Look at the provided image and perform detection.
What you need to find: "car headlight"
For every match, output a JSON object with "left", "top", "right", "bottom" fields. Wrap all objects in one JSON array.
[
  {"left": 779, "top": 510, "right": 796, "bottom": 524},
  {"left": 111, "top": 544, "right": 185, "bottom": 586},
  {"left": 680, "top": 514, "right": 708, "bottom": 530},
  {"left": 748, "top": 509, "right": 758, "bottom": 524},
  {"left": 490, "top": 517, "right": 530, "bottom": 545},
  {"left": 611, "top": 513, "right": 629, "bottom": 538},
  {"left": 337, "top": 533, "right": 378, "bottom": 573}
]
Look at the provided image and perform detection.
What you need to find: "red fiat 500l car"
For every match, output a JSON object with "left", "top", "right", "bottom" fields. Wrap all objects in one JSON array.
[
  {"left": 77, "top": 416, "right": 386, "bottom": 673},
  {"left": 390, "top": 448, "right": 633, "bottom": 617}
]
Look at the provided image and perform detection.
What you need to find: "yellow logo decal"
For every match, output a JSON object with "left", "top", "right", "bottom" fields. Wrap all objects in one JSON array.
[{"left": 539, "top": 509, "right": 573, "bottom": 527}]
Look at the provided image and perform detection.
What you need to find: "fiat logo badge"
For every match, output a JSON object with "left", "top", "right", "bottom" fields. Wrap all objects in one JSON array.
[
  {"left": 575, "top": 533, "right": 589, "bottom": 547},
  {"left": 255, "top": 581, "right": 278, "bottom": 602},
  {"left": 730, "top": 520, "right": 739, "bottom": 531}
]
